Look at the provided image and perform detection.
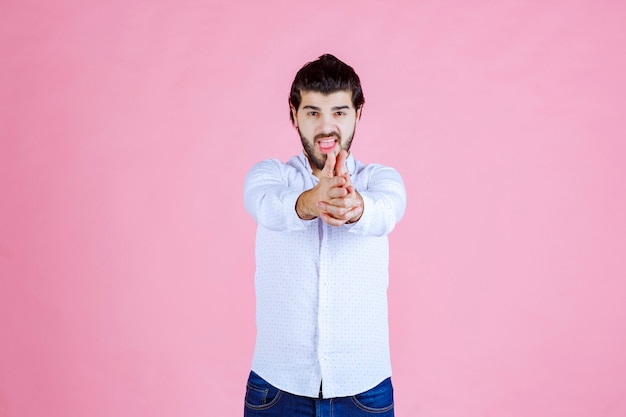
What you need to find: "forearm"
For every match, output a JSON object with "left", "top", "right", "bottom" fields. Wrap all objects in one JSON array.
[
  {"left": 244, "top": 160, "right": 312, "bottom": 231},
  {"left": 295, "top": 189, "right": 320, "bottom": 220},
  {"left": 347, "top": 167, "right": 406, "bottom": 236}
]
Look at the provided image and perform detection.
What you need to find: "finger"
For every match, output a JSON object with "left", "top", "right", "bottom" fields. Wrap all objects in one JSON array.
[
  {"left": 327, "top": 183, "right": 349, "bottom": 199},
  {"left": 341, "top": 172, "right": 354, "bottom": 194},
  {"left": 335, "top": 150, "right": 349, "bottom": 176},
  {"left": 320, "top": 198, "right": 361, "bottom": 217},
  {"left": 318, "top": 201, "right": 348, "bottom": 217},
  {"left": 318, "top": 204, "right": 351, "bottom": 225},
  {"left": 326, "top": 196, "right": 362, "bottom": 211},
  {"left": 321, "top": 151, "right": 337, "bottom": 178},
  {"left": 346, "top": 205, "right": 363, "bottom": 223},
  {"left": 319, "top": 176, "right": 347, "bottom": 199}
]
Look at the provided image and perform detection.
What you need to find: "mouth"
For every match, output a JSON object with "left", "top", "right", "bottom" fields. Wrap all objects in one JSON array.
[{"left": 317, "top": 137, "right": 338, "bottom": 154}]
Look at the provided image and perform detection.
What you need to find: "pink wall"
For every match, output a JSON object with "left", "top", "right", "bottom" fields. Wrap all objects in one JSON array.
[{"left": 1, "top": 1, "right": 625, "bottom": 416}]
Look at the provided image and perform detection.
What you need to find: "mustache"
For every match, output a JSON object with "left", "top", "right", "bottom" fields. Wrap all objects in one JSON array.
[{"left": 314, "top": 132, "right": 340, "bottom": 141}]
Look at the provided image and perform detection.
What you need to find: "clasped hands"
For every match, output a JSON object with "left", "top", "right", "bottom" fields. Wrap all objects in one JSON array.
[{"left": 296, "top": 150, "right": 363, "bottom": 226}]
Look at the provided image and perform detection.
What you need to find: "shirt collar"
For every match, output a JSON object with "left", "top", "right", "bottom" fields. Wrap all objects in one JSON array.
[{"left": 299, "top": 151, "right": 357, "bottom": 177}]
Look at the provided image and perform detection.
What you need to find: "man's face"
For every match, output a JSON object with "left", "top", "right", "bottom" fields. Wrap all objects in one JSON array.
[{"left": 291, "top": 90, "right": 361, "bottom": 175}]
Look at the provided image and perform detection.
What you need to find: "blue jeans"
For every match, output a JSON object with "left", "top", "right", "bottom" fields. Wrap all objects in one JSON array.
[{"left": 243, "top": 371, "right": 394, "bottom": 417}]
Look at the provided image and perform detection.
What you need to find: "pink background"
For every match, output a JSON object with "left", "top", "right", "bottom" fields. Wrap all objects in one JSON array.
[{"left": 1, "top": 1, "right": 625, "bottom": 416}]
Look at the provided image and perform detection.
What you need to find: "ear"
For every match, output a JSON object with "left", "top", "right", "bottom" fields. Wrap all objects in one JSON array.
[
  {"left": 290, "top": 104, "right": 298, "bottom": 128},
  {"left": 355, "top": 106, "right": 363, "bottom": 123}
]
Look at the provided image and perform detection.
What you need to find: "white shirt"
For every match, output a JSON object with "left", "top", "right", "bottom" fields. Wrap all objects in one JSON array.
[{"left": 244, "top": 152, "right": 406, "bottom": 398}]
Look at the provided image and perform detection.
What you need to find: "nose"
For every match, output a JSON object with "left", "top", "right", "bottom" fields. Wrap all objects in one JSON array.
[{"left": 319, "top": 113, "right": 337, "bottom": 135}]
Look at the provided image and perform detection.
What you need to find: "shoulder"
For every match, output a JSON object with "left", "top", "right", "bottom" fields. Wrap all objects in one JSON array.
[
  {"left": 248, "top": 158, "right": 283, "bottom": 172},
  {"left": 352, "top": 158, "right": 403, "bottom": 179},
  {"left": 246, "top": 155, "right": 306, "bottom": 181}
]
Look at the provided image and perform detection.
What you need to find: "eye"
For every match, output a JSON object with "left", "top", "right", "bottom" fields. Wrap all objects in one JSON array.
[
  {"left": 335, "top": 111, "right": 346, "bottom": 116},
  {"left": 307, "top": 111, "right": 318, "bottom": 117}
]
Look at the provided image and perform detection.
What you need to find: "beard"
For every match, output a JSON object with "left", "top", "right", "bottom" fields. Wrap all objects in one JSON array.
[{"left": 299, "top": 130, "right": 355, "bottom": 171}]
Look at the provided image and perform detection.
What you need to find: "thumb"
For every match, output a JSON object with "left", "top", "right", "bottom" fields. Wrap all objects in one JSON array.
[
  {"left": 335, "top": 150, "right": 348, "bottom": 176},
  {"left": 321, "top": 151, "right": 336, "bottom": 178}
]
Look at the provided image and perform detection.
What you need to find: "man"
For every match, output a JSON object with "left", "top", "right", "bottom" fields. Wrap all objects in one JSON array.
[{"left": 243, "top": 54, "right": 406, "bottom": 417}]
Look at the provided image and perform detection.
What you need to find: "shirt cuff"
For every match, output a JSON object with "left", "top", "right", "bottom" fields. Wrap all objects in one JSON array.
[
  {"left": 284, "top": 189, "right": 317, "bottom": 231},
  {"left": 346, "top": 192, "right": 373, "bottom": 233}
]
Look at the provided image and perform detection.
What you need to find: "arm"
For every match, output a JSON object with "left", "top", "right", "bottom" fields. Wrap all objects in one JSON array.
[
  {"left": 244, "top": 154, "right": 357, "bottom": 231},
  {"left": 346, "top": 164, "right": 406, "bottom": 237},
  {"left": 244, "top": 159, "right": 311, "bottom": 231}
]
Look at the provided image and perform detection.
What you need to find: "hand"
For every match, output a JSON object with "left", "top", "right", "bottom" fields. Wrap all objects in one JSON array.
[
  {"left": 296, "top": 150, "right": 364, "bottom": 225},
  {"left": 335, "top": 151, "right": 363, "bottom": 223},
  {"left": 315, "top": 150, "right": 364, "bottom": 226},
  {"left": 296, "top": 151, "right": 350, "bottom": 221}
]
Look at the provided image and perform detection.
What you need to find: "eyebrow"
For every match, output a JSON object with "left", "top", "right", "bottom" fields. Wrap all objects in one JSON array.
[{"left": 302, "top": 105, "right": 351, "bottom": 111}]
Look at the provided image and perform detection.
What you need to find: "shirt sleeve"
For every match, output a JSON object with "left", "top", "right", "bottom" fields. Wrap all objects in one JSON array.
[
  {"left": 244, "top": 159, "right": 313, "bottom": 231},
  {"left": 348, "top": 164, "right": 407, "bottom": 237}
]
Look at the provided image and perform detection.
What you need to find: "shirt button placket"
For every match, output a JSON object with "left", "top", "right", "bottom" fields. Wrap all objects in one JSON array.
[{"left": 317, "top": 223, "right": 330, "bottom": 384}]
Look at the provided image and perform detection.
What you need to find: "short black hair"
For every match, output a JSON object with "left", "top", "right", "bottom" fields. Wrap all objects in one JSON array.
[{"left": 289, "top": 54, "right": 364, "bottom": 124}]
